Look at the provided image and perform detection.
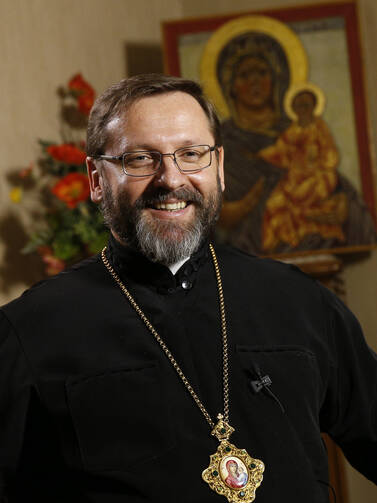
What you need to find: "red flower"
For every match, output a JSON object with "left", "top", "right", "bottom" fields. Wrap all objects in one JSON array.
[
  {"left": 37, "top": 246, "right": 66, "bottom": 276},
  {"left": 77, "top": 93, "right": 95, "bottom": 115},
  {"left": 51, "top": 173, "right": 90, "bottom": 209},
  {"left": 68, "top": 74, "right": 95, "bottom": 115},
  {"left": 68, "top": 74, "right": 93, "bottom": 94},
  {"left": 47, "top": 144, "right": 87, "bottom": 165}
]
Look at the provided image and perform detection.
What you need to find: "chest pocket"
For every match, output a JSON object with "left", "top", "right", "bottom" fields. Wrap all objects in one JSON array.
[
  {"left": 236, "top": 345, "right": 321, "bottom": 413},
  {"left": 235, "top": 345, "right": 327, "bottom": 502},
  {"left": 66, "top": 362, "right": 175, "bottom": 471}
]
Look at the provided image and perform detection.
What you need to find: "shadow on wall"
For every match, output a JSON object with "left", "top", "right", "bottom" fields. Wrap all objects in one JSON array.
[
  {"left": 125, "top": 43, "right": 164, "bottom": 76},
  {"left": 0, "top": 212, "right": 45, "bottom": 295}
]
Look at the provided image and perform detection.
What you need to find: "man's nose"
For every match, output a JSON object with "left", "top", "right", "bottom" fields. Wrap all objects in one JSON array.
[{"left": 153, "top": 154, "right": 187, "bottom": 189}]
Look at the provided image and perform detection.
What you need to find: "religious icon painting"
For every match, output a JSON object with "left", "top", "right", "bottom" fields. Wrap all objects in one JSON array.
[
  {"left": 220, "top": 456, "right": 249, "bottom": 489},
  {"left": 162, "top": 0, "right": 377, "bottom": 259},
  {"left": 202, "top": 439, "right": 264, "bottom": 503}
]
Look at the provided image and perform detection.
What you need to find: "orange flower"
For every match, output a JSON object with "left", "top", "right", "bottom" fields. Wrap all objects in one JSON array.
[
  {"left": 68, "top": 74, "right": 95, "bottom": 115},
  {"left": 37, "top": 246, "right": 66, "bottom": 275},
  {"left": 47, "top": 144, "right": 87, "bottom": 165},
  {"left": 51, "top": 173, "right": 90, "bottom": 208}
]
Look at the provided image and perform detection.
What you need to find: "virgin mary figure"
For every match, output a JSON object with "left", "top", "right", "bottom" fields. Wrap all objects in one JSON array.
[
  {"left": 216, "top": 31, "right": 292, "bottom": 253},
  {"left": 213, "top": 29, "right": 376, "bottom": 254},
  {"left": 224, "top": 459, "right": 248, "bottom": 489}
]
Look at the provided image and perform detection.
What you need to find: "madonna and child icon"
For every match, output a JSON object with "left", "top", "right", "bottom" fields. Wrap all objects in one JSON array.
[{"left": 221, "top": 457, "right": 249, "bottom": 488}]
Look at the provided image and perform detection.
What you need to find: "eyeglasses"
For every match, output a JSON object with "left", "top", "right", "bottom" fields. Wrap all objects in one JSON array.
[{"left": 94, "top": 144, "right": 218, "bottom": 177}]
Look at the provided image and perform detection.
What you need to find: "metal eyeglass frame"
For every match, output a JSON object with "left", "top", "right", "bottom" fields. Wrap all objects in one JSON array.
[{"left": 93, "top": 144, "right": 218, "bottom": 177}]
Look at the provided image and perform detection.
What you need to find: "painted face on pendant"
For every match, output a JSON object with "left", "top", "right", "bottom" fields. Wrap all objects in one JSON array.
[{"left": 220, "top": 456, "right": 249, "bottom": 489}]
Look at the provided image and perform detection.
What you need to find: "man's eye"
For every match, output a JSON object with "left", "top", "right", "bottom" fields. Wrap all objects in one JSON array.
[
  {"left": 179, "top": 149, "right": 201, "bottom": 161},
  {"left": 126, "top": 153, "right": 154, "bottom": 164}
]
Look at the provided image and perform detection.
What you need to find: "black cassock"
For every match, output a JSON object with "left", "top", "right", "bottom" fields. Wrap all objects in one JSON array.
[{"left": 1, "top": 236, "right": 376, "bottom": 502}]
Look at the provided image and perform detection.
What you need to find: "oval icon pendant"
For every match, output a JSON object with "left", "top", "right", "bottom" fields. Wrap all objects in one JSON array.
[
  {"left": 202, "top": 440, "right": 264, "bottom": 502},
  {"left": 202, "top": 417, "right": 264, "bottom": 502}
]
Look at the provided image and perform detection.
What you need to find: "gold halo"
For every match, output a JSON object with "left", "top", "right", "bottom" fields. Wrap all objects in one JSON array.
[
  {"left": 284, "top": 81, "right": 326, "bottom": 120},
  {"left": 200, "top": 15, "right": 308, "bottom": 119}
]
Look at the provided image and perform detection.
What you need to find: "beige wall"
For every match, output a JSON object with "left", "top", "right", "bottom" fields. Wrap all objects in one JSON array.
[{"left": 0, "top": 0, "right": 376, "bottom": 500}]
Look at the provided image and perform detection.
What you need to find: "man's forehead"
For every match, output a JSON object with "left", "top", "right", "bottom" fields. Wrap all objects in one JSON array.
[
  {"left": 105, "top": 92, "right": 213, "bottom": 151},
  {"left": 105, "top": 115, "right": 127, "bottom": 153},
  {"left": 127, "top": 91, "right": 204, "bottom": 117},
  {"left": 106, "top": 116, "right": 124, "bottom": 137}
]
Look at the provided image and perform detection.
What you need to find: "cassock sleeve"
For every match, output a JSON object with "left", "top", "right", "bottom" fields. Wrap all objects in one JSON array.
[
  {"left": 0, "top": 309, "right": 33, "bottom": 500},
  {"left": 319, "top": 286, "right": 377, "bottom": 483}
]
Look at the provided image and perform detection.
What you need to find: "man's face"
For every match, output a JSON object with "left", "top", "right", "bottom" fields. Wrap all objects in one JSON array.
[{"left": 87, "top": 91, "right": 225, "bottom": 264}]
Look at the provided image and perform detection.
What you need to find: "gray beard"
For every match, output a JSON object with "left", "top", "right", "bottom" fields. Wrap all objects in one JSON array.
[{"left": 100, "top": 180, "right": 222, "bottom": 265}]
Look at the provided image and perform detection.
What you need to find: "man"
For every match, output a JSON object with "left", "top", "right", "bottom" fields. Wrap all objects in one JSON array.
[{"left": 0, "top": 74, "right": 376, "bottom": 503}]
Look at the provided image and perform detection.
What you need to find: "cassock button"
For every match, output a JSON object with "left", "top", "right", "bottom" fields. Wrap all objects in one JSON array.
[{"left": 181, "top": 280, "right": 192, "bottom": 290}]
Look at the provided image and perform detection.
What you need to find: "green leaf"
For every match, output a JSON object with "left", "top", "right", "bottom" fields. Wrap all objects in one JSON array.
[
  {"left": 87, "top": 231, "right": 109, "bottom": 254},
  {"left": 21, "top": 229, "right": 53, "bottom": 254},
  {"left": 37, "top": 139, "right": 56, "bottom": 148},
  {"left": 52, "top": 233, "right": 80, "bottom": 260}
]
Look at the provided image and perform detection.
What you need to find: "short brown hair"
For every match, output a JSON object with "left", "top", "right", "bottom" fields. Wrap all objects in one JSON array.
[{"left": 86, "top": 73, "right": 222, "bottom": 156}]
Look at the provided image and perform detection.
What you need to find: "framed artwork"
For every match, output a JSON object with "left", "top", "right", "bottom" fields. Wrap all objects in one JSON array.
[{"left": 162, "top": 1, "right": 377, "bottom": 257}]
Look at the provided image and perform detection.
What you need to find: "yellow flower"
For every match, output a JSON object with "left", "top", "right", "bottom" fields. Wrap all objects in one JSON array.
[{"left": 9, "top": 187, "right": 23, "bottom": 203}]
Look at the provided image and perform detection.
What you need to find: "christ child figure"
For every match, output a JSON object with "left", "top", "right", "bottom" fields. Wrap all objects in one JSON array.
[{"left": 258, "top": 83, "right": 347, "bottom": 252}]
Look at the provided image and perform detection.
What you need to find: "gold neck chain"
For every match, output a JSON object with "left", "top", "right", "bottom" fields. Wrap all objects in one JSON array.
[
  {"left": 101, "top": 243, "right": 230, "bottom": 428},
  {"left": 101, "top": 243, "right": 265, "bottom": 503}
]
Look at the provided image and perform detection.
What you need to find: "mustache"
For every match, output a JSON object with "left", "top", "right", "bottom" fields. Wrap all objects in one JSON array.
[{"left": 134, "top": 187, "right": 204, "bottom": 209}]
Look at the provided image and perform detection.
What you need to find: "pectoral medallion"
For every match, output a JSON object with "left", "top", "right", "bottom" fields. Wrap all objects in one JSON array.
[{"left": 202, "top": 416, "right": 264, "bottom": 503}]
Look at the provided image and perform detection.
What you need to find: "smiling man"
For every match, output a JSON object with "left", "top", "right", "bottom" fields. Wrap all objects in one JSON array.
[
  {"left": 0, "top": 74, "right": 376, "bottom": 503},
  {"left": 87, "top": 88, "right": 224, "bottom": 266}
]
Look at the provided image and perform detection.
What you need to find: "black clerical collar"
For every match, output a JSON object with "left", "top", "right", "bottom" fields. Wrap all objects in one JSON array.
[{"left": 106, "top": 234, "right": 209, "bottom": 293}]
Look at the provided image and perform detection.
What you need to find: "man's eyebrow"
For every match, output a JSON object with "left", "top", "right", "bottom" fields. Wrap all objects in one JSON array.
[{"left": 122, "top": 140, "right": 204, "bottom": 152}]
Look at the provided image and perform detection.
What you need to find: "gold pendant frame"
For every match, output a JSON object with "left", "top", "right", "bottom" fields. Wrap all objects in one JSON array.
[{"left": 202, "top": 440, "right": 264, "bottom": 503}]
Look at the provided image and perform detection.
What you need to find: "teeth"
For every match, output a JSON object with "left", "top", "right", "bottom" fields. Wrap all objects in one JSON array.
[{"left": 154, "top": 201, "right": 187, "bottom": 211}]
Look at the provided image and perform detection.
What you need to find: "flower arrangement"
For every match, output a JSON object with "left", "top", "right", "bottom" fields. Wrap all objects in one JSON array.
[{"left": 10, "top": 74, "right": 108, "bottom": 275}]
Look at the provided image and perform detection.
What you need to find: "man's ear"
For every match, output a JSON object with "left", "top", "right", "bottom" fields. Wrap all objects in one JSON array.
[
  {"left": 86, "top": 157, "right": 103, "bottom": 203},
  {"left": 217, "top": 146, "right": 225, "bottom": 192}
]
